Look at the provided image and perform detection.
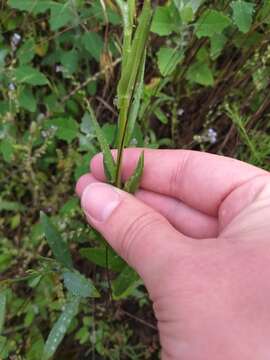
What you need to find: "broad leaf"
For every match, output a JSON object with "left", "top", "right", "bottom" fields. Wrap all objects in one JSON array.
[
  {"left": 210, "top": 33, "right": 227, "bottom": 59},
  {"left": 43, "top": 296, "right": 80, "bottom": 360},
  {"left": 196, "top": 10, "right": 231, "bottom": 38},
  {"left": 112, "top": 265, "right": 140, "bottom": 299},
  {"left": 157, "top": 47, "right": 183, "bottom": 76},
  {"left": 82, "top": 32, "right": 104, "bottom": 62},
  {"left": 40, "top": 212, "right": 73, "bottom": 269},
  {"left": 124, "top": 152, "right": 144, "bottom": 194},
  {"left": 14, "top": 65, "right": 48, "bottom": 86},
  {"left": 80, "top": 247, "right": 125, "bottom": 272},
  {"left": 231, "top": 1, "right": 255, "bottom": 33},
  {"left": 0, "top": 138, "right": 14, "bottom": 163},
  {"left": 45, "top": 117, "right": 79, "bottom": 143},
  {"left": 49, "top": 2, "right": 74, "bottom": 31},
  {"left": 151, "top": 6, "right": 176, "bottom": 36},
  {"left": 18, "top": 87, "right": 37, "bottom": 112},
  {"left": 63, "top": 271, "right": 100, "bottom": 298},
  {"left": 186, "top": 61, "right": 214, "bottom": 86},
  {"left": 8, "top": 0, "right": 52, "bottom": 14}
]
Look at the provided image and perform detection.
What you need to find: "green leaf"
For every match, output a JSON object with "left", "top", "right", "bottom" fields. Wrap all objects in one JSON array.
[
  {"left": 0, "top": 198, "right": 25, "bottom": 212},
  {"left": 151, "top": 6, "right": 175, "bottom": 36},
  {"left": 112, "top": 265, "right": 140, "bottom": 299},
  {"left": 45, "top": 117, "right": 79, "bottom": 143},
  {"left": 196, "top": 10, "right": 231, "bottom": 38},
  {"left": 63, "top": 271, "right": 100, "bottom": 298},
  {"left": 173, "top": 0, "right": 203, "bottom": 12},
  {"left": 14, "top": 65, "right": 49, "bottom": 86},
  {"left": 49, "top": 2, "right": 74, "bottom": 31},
  {"left": 18, "top": 87, "right": 37, "bottom": 112},
  {"left": 116, "top": 1, "right": 152, "bottom": 186},
  {"left": 210, "top": 33, "right": 227, "bottom": 59},
  {"left": 82, "top": 32, "right": 104, "bottom": 62},
  {"left": 0, "top": 138, "right": 14, "bottom": 163},
  {"left": 7, "top": 0, "right": 52, "bottom": 14},
  {"left": 86, "top": 104, "right": 116, "bottom": 183},
  {"left": 231, "top": 1, "right": 255, "bottom": 33},
  {"left": 180, "top": 6, "right": 194, "bottom": 24},
  {"left": 124, "top": 49, "right": 146, "bottom": 147},
  {"left": 0, "top": 292, "right": 6, "bottom": 334},
  {"left": 157, "top": 47, "right": 183, "bottom": 76},
  {"left": 80, "top": 247, "right": 125, "bottom": 272},
  {"left": 257, "top": 0, "right": 270, "bottom": 24},
  {"left": 17, "top": 38, "right": 35, "bottom": 64},
  {"left": 102, "top": 123, "right": 117, "bottom": 146},
  {"left": 43, "top": 296, "right": 80, "bottom": 360},
  {"left": 154, "top": 107, "right": 169, "bottom": 124},
  {"left": 124, "top": 152, "right": 144, "bottom": 194},
  {"left": 60, "top": 49, "right": 79, "bottom": 74},
  {"left": 40, "top": 212, "right": 73, "bottom": 269},
  {"left": 186, "top": 61, "right": 214, "bottom": 86}
]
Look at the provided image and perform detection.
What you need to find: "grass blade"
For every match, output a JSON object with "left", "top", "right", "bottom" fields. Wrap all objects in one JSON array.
[
  {"left": 115, "top": 1, "right": 152, "bottom": 187},
  {"left": 85, "top": 101, "right": 116, "bottom": 183},
  {"left": 124, "top": 151, "right": 144, "bottom": 194},
  {"left": 0, "top": 292, "right": 6, "bottom": 334},
  {"left": 40, "top": 212, "right": 73, "bottom": 269},
  {"left": 124, "top": 50, "right": 146, "bottom": 147}
]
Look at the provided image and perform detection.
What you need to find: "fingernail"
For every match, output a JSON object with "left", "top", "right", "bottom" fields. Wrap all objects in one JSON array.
[{"left": 81, "top": 183, "right": 121, "bottom": 222}]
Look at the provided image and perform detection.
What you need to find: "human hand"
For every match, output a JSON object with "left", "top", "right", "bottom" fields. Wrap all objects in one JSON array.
[{"left": 76, "top": 149, "right": 270, "bottom": 360}]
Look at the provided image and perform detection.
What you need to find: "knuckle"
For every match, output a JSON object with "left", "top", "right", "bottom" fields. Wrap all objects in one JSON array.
[
  {"left": 169, "top": 151, "right": 191, "bottom": 197},
  {"left": 118, "top": 211, "right": 163, "bottom": 263}
]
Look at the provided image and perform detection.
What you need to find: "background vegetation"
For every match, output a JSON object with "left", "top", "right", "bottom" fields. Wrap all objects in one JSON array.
[{"left": 0, "top": 0, "right": 270, "bottom": 358}]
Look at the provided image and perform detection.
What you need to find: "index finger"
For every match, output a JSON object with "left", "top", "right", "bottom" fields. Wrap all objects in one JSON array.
[{"left": 90, "top": 148, "right": 267, "bottom": 216}]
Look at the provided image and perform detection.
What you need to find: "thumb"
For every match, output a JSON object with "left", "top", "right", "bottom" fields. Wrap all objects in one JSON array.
[{"left": 81, "top": 182, "right": 191, "bottom": 287}]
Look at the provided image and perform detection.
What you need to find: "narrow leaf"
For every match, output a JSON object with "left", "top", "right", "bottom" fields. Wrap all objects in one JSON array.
[
  {"left": 80, "top": 247, "right": 125, "bottom": 272},
  {"left": 0, "top": 292, "right": 6, "bottom": 334},
  {"left": 40, "top": 212, "right": 73, "bottom": 269},
  {"left": 86, "top": 104, "right": 116, "bottom": 183},
  {"left": 124, "top": 152, "right": 144, "bottom": 194},
  {"left": 63, "top": 271, "right": 100, "bottom": 298},
  {"left": 112, "top": 265, "right": 140, "bottom": 299},
  {"left": 43, "top": 296, "right": 80, "bottom": 360},
  {"left": 115, "top": 1, "right": 152, "bottom": 186},
  {"left": 124, "top": 50, "right": 146, "bottom": 147}
]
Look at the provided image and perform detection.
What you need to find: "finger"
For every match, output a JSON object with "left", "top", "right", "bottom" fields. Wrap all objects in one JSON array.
[
  {"left": 136, "top": 190, "right": 218, "bottom": 239},
  {"left": 75, "top": 173, "right": 98, "bottom": 197},
  {"left": 76, "top": 174, "right": 218, "bottom": 238},
  {"left": 90, "top": 149, "right": 266, "bottom": 216},
  {"left": 80, "top": 182, "right": 192, "bottom": 289}
]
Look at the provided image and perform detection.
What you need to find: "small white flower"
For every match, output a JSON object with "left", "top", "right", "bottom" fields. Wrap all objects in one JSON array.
[
  {"left": 177, "top": 108, "right": 184, "bottom": 116},
  {"left": 130, "top": 138, "right": 138, "bottom": 146},
  {"left": 55, "top": 65, "right": 63, "bottom": 73},
  {"left": 11, "top": 33, "right": 21, "bottom": 48},
  {"left": 41, "top": 130, "right": 48, "bottom": 138},
  {"left": 207, "top": 128, "right": 218, "bottom": 144},
  {"left": 8, "top": 83, "right": 16, "bottom": 91}
]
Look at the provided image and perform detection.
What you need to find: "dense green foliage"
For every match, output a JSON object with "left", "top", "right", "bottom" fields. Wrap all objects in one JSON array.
[{"left": 0, "top": 0, "right": 270, "bottom": 358}]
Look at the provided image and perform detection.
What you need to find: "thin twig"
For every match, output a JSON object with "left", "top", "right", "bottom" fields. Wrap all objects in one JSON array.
[
  {"left": 61, "top": 58, "right": 121, "bottom": 103},
  {"left": 119, "top": 309, "right": 157, "bottom": 330}
]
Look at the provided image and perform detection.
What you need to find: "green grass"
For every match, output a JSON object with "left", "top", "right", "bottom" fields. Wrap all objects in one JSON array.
[{"left": 0, "top": 0, "right": 269, "bottom": 358}]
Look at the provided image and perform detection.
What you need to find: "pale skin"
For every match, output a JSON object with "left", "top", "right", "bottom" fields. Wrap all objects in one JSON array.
[{"left": 76, "top": 149, "right": 270, "bottom": 360}]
